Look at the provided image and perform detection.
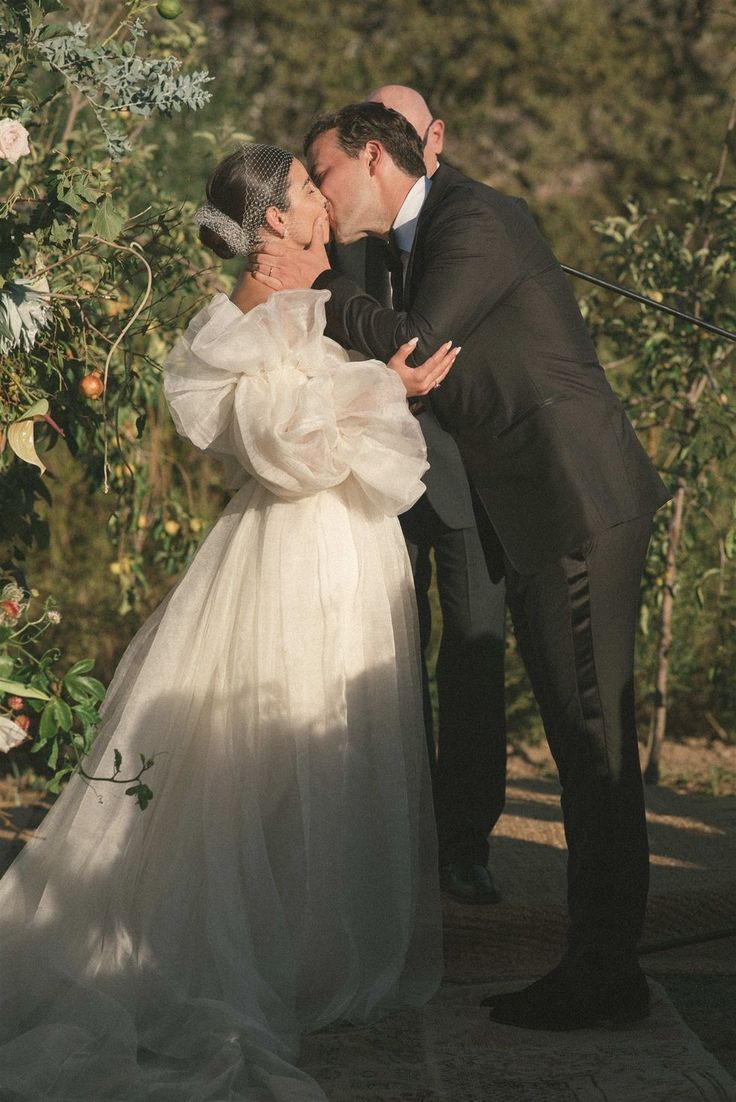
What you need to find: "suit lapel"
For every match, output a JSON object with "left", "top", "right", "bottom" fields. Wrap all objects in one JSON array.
[{"left": 404, "top": 164, "right": 464, "bottom": 302}]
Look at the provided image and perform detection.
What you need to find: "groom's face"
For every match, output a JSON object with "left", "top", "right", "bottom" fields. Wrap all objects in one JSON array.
[{"left": 307, "top": 129, "right": 378, "bottom": 245}]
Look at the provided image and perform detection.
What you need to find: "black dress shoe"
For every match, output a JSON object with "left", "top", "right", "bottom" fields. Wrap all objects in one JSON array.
[
  {"left": 439, "top": 861, "right": 501, "bottom": 904},
  {"left": 482, "top": 960, "right": 650, "bottom": 1030}
]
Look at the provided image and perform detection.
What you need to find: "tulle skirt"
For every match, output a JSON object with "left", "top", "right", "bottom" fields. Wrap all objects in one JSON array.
[{"left": 0, "top": 477, "right": 442, "bottom": 1100}]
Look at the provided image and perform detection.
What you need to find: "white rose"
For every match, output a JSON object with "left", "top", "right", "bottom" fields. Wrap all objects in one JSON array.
[
  {"left": 0, "top": 119, "right": 31, "bottom": 164},
  {"left": 0, "top": 716, "right": 29, "bottom": 753}
]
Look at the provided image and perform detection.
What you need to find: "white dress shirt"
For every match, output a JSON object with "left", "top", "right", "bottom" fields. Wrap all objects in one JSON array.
[{"left": 392, "top": 175, "right": 433, "bottom": 273}]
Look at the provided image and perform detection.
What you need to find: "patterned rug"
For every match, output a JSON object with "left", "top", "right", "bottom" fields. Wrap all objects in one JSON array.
[{"left": 301, "top": 981, "right": 736, "bottom": 1101}]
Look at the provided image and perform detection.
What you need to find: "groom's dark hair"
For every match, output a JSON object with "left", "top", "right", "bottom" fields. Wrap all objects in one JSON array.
[{"left": 304, "top": 102, "right": 425, "bottom": 178}]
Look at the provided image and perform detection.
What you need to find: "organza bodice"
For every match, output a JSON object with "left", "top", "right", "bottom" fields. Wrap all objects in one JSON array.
[{"left": 164, "top": 289, "right": 428, "bottom": 515}]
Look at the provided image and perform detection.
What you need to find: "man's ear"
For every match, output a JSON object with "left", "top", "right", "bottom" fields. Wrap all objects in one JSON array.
[
  {"left": 264, "top": 205, "right": 287, "bottom": 236},
  {"left": 365, "top": 140, "right": 383, "bottom": 177},
  {"left": 428, "top": 119, "right": 445, "bottom": 157}
]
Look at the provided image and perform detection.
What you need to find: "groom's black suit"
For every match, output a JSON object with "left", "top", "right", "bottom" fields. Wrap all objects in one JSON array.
[
  {"left": 315, "top": 164, "right": 671, "bottom": 964},
  {"left": 330, "top": 237, "right": 507, "bottom": 873}
]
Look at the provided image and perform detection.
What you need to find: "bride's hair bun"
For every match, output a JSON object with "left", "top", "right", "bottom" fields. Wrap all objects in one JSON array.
[
  {"left": 198, "top": 223, "right": 236, "bottom": 260},
  {"left": 196, "top": 144, "right": 294, "bottom": 259}
]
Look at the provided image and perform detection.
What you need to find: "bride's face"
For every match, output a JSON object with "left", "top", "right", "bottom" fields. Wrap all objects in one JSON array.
[{"left": 279, "top": 159, "right": 329, "bottom": 246}]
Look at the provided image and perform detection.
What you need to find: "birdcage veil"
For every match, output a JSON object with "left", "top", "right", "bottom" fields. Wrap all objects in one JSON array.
[{"left": 194, "top": 144, "right": 293, "bottom": 257}]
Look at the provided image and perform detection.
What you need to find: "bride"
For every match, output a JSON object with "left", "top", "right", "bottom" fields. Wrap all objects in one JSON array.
[{"left": 0, "top": 144, "right": 458, "bottom": 1100}]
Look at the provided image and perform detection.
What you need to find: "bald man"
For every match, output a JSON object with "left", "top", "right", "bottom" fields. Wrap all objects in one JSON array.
[{"left": 330, "top": 86, "right": 507, "bottom": 906}]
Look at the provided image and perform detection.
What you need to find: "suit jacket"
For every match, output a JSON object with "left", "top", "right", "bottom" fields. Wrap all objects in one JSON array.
[
  {"left": 315, "top": 165, "right": 670, "bottom": 578},
  {"left": 329, "top": 237, "right": 476, "bottom": 530}
]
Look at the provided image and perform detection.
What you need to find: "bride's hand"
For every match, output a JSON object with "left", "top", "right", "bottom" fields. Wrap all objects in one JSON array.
[
  {"left": 251, "top": 214, "right": 330, "bottom": 290},
  {"left": 388, "top": 337, "right": 461, "bottom": 397}
]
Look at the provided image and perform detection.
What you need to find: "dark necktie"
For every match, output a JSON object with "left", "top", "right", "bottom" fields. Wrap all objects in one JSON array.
[
  {"left": 385, "top": 233, "right": 425, "bottom": 415},
  {"left": 385, "top": 232, "right": 405, "bottom": 310}
]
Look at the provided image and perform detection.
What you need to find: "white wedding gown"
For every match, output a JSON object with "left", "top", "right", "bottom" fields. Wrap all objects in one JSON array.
[{"left": 0, "top": 290, "right": 443, "bottom": 1100}]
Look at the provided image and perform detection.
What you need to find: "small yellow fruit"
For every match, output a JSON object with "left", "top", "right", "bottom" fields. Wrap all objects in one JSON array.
[
  {"left": 189, "top": 517, "right": 203, "bottom": 533},
  {"left": 156, "top": 0, "right": 182, "bottom": 18},
  {"left": 137, "top": 514, "right": 149, "bottom": 529},
  {"left": 109, "top": 561, "right": 122, "bottom": 575},
  {"left": 164, "top": 520, "right": 180, "bottom": 536}
]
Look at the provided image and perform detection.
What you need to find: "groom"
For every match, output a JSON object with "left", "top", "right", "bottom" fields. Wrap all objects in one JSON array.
[
  {"left": 330, "top": 85, "right": 508, "bottom": 908},
  {"left": 252, "top": 102, "right": 670, "bottom": 1030}
]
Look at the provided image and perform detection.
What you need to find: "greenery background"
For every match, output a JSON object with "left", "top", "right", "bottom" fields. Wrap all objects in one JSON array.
[{"left": 1, "top": 0, "right": 734, "bottom": 796}]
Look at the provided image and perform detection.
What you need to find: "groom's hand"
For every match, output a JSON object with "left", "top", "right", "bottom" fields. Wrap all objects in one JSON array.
[{"left": 251, "top": 214, "right": 330, "bottom": 291}]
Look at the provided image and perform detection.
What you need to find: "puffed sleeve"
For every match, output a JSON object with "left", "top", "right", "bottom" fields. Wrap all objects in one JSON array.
[{"left": 163, "top": 289, "right": 428, "bottom": 515}]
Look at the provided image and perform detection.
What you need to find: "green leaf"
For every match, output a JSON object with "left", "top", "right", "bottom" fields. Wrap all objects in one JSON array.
[
  {"left": 58, "top": 184, "right": 87, "bottom": 214},
  {"left": 39, "top": 700, "right": 58, "bottom": 743},
  {"left": 47, "top": 738, "right": 59, "bottom": 771},
  {"left": 47, "top": 765, "right": 73, "bottom": 793},
  {"left": 17, "top": 399, "right": 49, "bottom": 421},
  {"left": 77, "top": 726, "right": 95, "bottom": 753},
  {"left": 114, "top": 748, "right": 122, "bottom": 773},
  {"left": 48, "top": 219, "right": 75, "bottom": 246},
  {"left": 91, "top": 198, "right": 124, "bottom": 242},
  {"left": 65, "top": 658, "right": 94, "bottom": 677},
  {"left": 54, "top": 697, "right": 73, "bottom": 733},
  {"left": 72, "top": 702, "right": 100, "bottom": 726},
  {"left": 65, "top": 677, "right": 88, "bottom": 703},
  {"left": 126, "top": 782, "right": 153, "bottom": 810},
  {"left": 0, "top": 655, "right": 14, "bottom": 678},
  {"left": 39, "top": 696, "right": 73, "bottom": 741},
  {"left": 0, "top": 678, "right": 50, "bottom": 701},
  {"left": 65, "top": 674, "right": 106, "bottom": 702}
]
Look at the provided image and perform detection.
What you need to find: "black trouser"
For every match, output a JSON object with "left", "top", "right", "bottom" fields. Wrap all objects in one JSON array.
[
  {"left": 501, "top": 513, "right": 652, "bottom": 961},
  {"left": 400, "top": 494, "right": 507, "bottom": 866}
]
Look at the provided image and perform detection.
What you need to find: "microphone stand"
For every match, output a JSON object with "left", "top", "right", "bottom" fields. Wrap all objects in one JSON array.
[{"left": 561, "top": 264, "right": 736, "bottom": 343}]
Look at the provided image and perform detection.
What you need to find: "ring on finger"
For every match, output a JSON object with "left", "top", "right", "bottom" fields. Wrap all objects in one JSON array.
[{"left": 434, "top": 381, "right": 441, "bottom": 389}]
